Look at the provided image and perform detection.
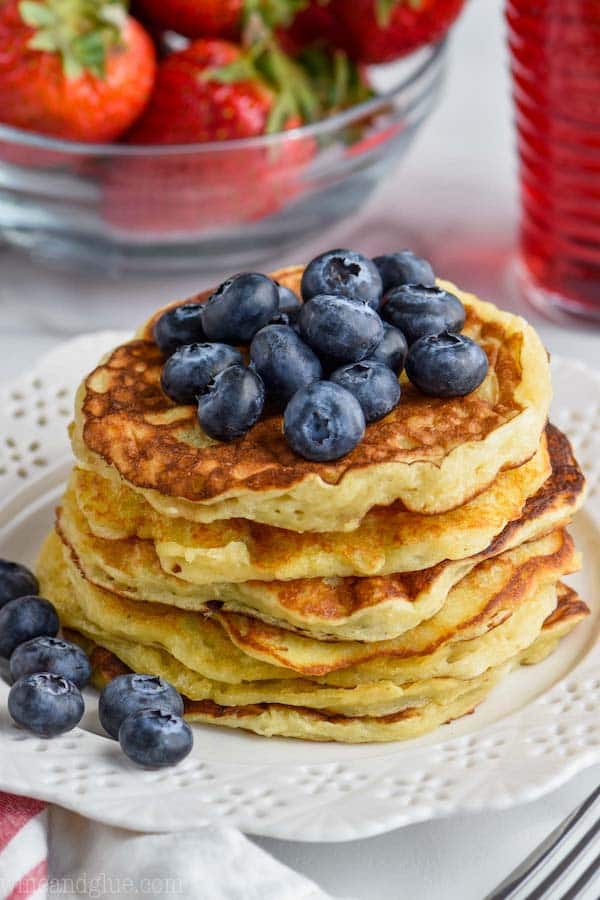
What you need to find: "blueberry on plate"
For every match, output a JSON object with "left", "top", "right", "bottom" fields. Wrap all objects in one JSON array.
[
  {"left": 331, "top": 360, "right": 401, "bottom": 423},
  {"left": 284, "top": 381, "right": 365, "bottom": 461},
  {"left": 369, "top": 323, "right": 408, "bottom": 374},
  {"left": 0, "top": 596, "right": 59, "bottom": 659},
  {"left": 373, "top": 250, "right": 435, "bottom": 293},
  {"left": 153, "top": 303, "right": 206, "bottom": 357},
  {"left": 250, "top": 325, "right": 322, "bottom": 405},
  {"left": 406, "top": 332, "right": 489, "bottom": 398},
  {"left": 10, "top": 636, "right": 91, "bottom": 689},
  {"left": 383, "top": 285, "right": 465, "bottom": 346},
  {"left": 275, "top": 283, "right": 301, "bottom": 315},
  {"left": 298, "top": 294, "right": 384, "bottom": 364},
  {"left": 8, "top": 673, "right": 84, "bottom": 737},
  {"left": 202, "top": 273, "right": 279, "bottom": 343},
  {"left": 301, "top": 249, "right": 383, "bottom": 310},
  {"left": 99, "top": 673, "right": 184, "bottom": 739},
  {"left": 119, "top": 709, "right": 193, "bottom": 769},
  {"left": 160, "top": 342, "right": 243, "bottom": 405},
  {"left": 0, "top": 560, "right": 39, "bottom": 609},
  {"left": 198, "top": 365, "right": 265, "bottom": 442}
]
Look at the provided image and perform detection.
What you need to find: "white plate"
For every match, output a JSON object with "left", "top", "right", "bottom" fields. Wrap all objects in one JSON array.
[{"left": 0, "top": 335, "right": 599, "bottom": 842}]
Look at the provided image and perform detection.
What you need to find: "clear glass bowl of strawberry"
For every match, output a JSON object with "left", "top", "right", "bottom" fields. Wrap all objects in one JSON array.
[{"left": 0, "top": 41, "right": 447, "bottom": 274}]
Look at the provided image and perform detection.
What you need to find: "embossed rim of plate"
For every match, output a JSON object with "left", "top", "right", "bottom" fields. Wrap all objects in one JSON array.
[{"left": 0, "top": 333, "right": 598, "bottom": 842}]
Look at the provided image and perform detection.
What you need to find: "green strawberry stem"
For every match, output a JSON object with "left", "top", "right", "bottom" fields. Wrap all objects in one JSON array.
[
  {"left": 296, "top": 46, "right": 373, "bottom": 115},
  {"left": 242, "top": 0, "right": 309, "bottom": 38},
  {"left": 18, "top": 0, "right": 128, "bottom": 79},
  {"left": 207, "top": 38, "right": 320, "bottom": 133}
]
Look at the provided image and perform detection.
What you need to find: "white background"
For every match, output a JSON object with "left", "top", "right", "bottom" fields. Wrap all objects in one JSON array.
[{"left": 1, "top": 0, "right": 599, "bottom": 897}]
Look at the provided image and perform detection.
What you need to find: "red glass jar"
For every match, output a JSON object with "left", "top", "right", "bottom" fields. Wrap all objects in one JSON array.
[{"left": 507, "top": 0, "right": 600, "bottom": 318}]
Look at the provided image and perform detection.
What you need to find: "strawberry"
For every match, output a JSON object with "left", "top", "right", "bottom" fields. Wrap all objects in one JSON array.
[
  {"left": 277, "top": 0, "right": 342, "bottom": 54},
  {"left": 331, "top": 0, "right": 466, "bottom": 64},
  {"left": 131, "top": 0, "right": 305, "bottom": 41},
  {"left": 125, "top": 39, "right": 278, "bottom": 143},
  {"left": 0, "top": 0, "right": 156, "bottom": 143},
  {"left": 103, "top": 38, "right": 317, "bottom": 234}
]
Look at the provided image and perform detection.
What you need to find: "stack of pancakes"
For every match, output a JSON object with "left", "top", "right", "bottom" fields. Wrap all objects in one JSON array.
[{"left": 37, "top": 268, "right": 589, "bottom": 742}]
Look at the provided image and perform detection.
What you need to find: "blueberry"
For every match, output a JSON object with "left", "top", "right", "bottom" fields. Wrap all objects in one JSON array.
[
  {"left": 198, "top": 365, "right": 265, "bottom": 442},
  {"left": 153, "top": 303, "right": 205, "bottom": 357},
  {"left": 8, "top": 673, "right": 84, "bottom": 737},
  {"left": 283, "top": 381, "right": 365, "bottom": 461},
  {"left": 10, "top": 637, "right": 91, "bottom": 689},
  {"left": 99, "top": 673, "right": 184, "bottom": 739},
  {"left": 269, "top": 310, "right": 293, "bottom": 327},
  {"left": 298, "top": 294, "right": 384, "bottom": 364},
  {"left": 160, "top": 343, "right": 243, "bottom": 405},
  {"left": 0, "top": 560, "right": 38, "bottom": 609},
  {"left": 369, "top": 323, "right": 408, "bottom": 374},
  {"left": 0, "top": 596, "right": 59, "bottom": 659},
  {"left": 276, "top": 283, "right": 301, "bottom": 315},
  {"left": 202, "top": 273, "right": 279, "bottom": 343},
  {"left": 406, "top": 332, "right": 489, "bottom": 398},
  {"left": 383, "top": 285, "right": 465, "bottom": 346},
  {"left": 250, "top": 325, "right": 322, "bottom": 405},
  {"left": 374, "top": 250, "right": 435, "bottom": 293},
  {"left": 330, "top": 360, "right": 401, "bottom": 423},
  {"left": 301, "top": 249, "right": 383, "bottom": 310},
  {"left": 119, "top": 709, "right": 193, "bottom": 769}
]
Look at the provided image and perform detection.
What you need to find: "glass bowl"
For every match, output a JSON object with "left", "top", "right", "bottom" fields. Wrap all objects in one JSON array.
[{"left": 0, "top": 41, "right": 446, "bottom": 275}]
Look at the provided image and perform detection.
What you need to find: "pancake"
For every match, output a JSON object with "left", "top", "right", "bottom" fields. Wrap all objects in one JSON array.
[
  {"left": 38, "top": 527, "right": 578, "bottom": 689},
  {"left": 61, "top": 586, "right": 556, "bottom": 717},
  {"left": 66, "top": 584, "right": 588, "bottom": 742},
  {"left": 57, "top": 427, "right": 584, "bottom": 641},
  {"left": 210, "top": 530, "right": 579, "bottom": 674},
  {"left": 72, "top": 429, "right": 560, "bottom": 584},
  {"left": 39, "top": 530, "right": 288, "bottom": 685},
  {"left": 71, "top": 268, "right": 552, "bottom": 532}
]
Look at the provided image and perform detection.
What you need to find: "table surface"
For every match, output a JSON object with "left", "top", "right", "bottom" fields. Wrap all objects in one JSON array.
[{"left": 1, "top": 1, "right": 599, "bottom": 897}]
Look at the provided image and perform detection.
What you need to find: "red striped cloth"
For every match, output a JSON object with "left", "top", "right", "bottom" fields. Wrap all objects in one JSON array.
[{"left": 0, "top": 793, "right": 47, "bottom": 899}]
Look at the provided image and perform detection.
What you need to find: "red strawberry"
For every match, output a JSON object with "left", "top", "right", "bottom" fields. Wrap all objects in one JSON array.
[
  {"left": 132, "top": 0, "right": 243, "bottom": 40},
  {"left": 103, "top": 39, "right": 316, "bottom": 234},
  {"left": 331, "top": 0, "right": 466, "bottom": 64},
  {"left": 278, "top": 0, "right": 342, "bottom": 54},
  {"left": 132, "top": 0, "right": 305, "bottom": 41},
  {"left": 0, "top": 0, "right": 156, "bottom": 143},
  {"left": 125, "top": 39, "right": 277, "bottom": 143}
]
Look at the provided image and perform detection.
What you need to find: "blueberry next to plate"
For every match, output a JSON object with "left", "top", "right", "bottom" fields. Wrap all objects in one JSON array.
[
  {"left": 298, "top": 294, "right": 384, "bottom": 364},
  {"left": 250, "top": 325, "right": 322, "bottom": 405},
  {"left": 202, "top": 273, "right": 279, "bottom": 343},
  {"left": 383, "top": 285, "right": 465, "bottom": 345},
  {"left": 99, "top": 673, "right": 184, "bottom": 739},
  {"left": 10, "top": 636, "right": 91, "bottom": 689},
  {"left": 160, "top": 343, "right": 243, "bottom": 405},
  {"left": 406, "top": 332, "right": 489, "bottom": 398},
  {"left": 373, "top": 250, "right": 435, "bottom": 293},
  {"left": 284, "top": 381, "right": 365, "bottom": 462},
  {"left": 0, "top": 595, "right": 59, "bottom": 659},
  {"left": 119, "top": 709, "right": 193, "bottom": 769},
  {"left": 0, "top": 560, "right": 39, "bottom": 609},
  {"left": 330, "top": 360, "right": 401, "bottom": 423},
  {"left": 8, "top": 673, "right": 84, "bottom": 737},
  {"left": 198, "top": 364, "right": 265, "bottom": 442},
  {"left": 369, "top": 323, "right": 408, "bottom": 374},
  {"left": 301, "top": 249, "right": 383, "bottom": 310},
  {"left": 153, "top": 303, "right": 206, "bottom": 357}
]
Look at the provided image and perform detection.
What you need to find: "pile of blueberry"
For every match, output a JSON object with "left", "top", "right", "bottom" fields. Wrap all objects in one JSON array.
[
  {"left": 154, "top": 249, "right": 489, "bottom": 462},
  {"left": 1, "top": 559, "right": 192, "bottom": 769}
]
